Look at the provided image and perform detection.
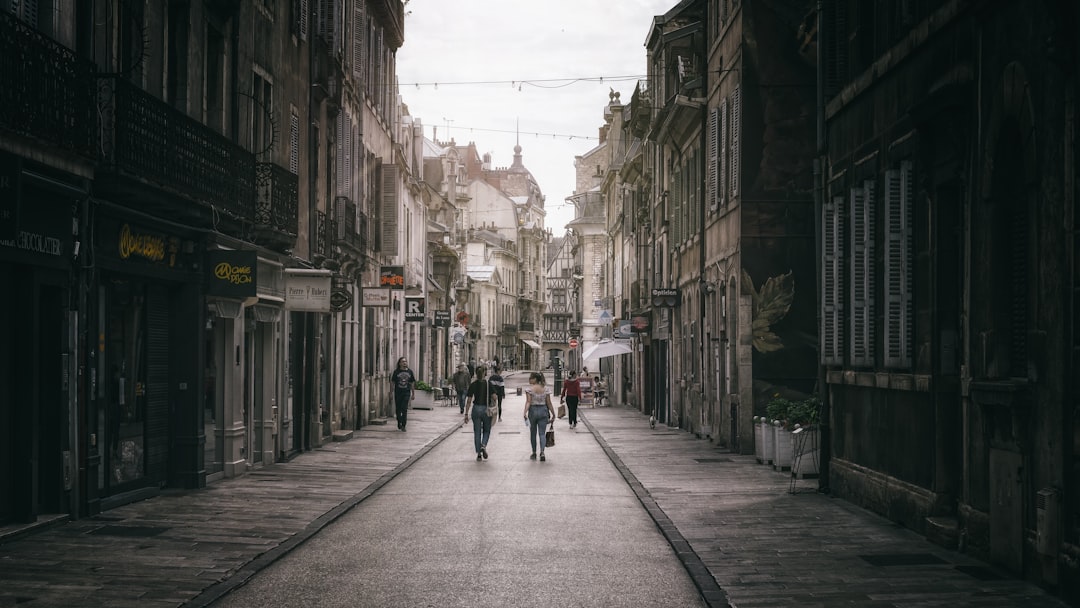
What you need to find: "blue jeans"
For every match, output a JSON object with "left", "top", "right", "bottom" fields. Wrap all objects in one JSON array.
[
  {"left": 457, "top": 392, "right": 468, "bottom": 413},
  {"left": 528, "top": 406, "right": 550, "bottom": 454},
  {"left": 471, "top": 405, "right": 492, "bottom": 453}
]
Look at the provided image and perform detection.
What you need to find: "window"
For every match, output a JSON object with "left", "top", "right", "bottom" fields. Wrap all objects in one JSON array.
[
  {"left": 822, "top": 194, "right": 845, "bottom": 365},
  {"left": 850, "top": 180, "right": 875, "bottom": 366},
  {"left": 251, "top": 71, "right": 274, "bottom": 156},
  {"left": 729, "top": 87, "right": 740, "bottom": 199},
  {"left": 884, "top": 161, "right": 913, "bottom": 368}
]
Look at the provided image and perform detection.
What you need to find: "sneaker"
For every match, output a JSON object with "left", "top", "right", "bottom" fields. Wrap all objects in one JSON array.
[
  {"left": 477, "top": 453, "right": 483, "bottom": 461},
  {"left": 539, "top": 453, "right": 546, "bottom": 462},
  {"left": 530, "top": 453, "right": 537, "bottom": 460},
  {"left": 481, "top": 446, "right": 488, "bottom": 459}
]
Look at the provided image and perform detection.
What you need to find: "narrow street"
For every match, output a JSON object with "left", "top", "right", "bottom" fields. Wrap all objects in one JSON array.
[{"left": 212, "top": 373, "right": 705, "bottom": 608}]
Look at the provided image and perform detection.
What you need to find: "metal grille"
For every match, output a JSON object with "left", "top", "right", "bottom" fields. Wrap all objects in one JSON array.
[{"left": 255, "top": 162, "right": 299, "bottom": 236}]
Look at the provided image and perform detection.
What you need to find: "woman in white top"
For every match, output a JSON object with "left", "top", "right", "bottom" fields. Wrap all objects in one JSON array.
[{"left": 522, "top": 371, "right": 556, "bottom": 461}]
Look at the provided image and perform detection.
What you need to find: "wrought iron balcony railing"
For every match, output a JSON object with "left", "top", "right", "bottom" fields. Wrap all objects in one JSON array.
[
  {"left": 315, "top": 210, "right": 335, "bottom": 259},
  {"left": 255, "top": 162, "right": 299, "bottom": 245},
  {"left": 0, "top": 11, "right": 96, "bottom": 158},
  {"left": 98, "top": 76, "right": 255, "bottom": 221},
  {"left": 519, "top": 321, "right": 535, "bottom": 332},
  {"left": 334, "top": 196, "right": 366, "bottom": 251}
]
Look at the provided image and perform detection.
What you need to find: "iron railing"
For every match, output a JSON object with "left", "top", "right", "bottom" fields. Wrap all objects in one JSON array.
[
  {"left": 255, "top": 162, "right": 299, "bottom": 238},
  {"left": 0, "top": 11, "right": 96, "bottom": 157},
  {"left": 315, "top": 210, "right": 335, "bottom": 259},
  {"left": 333, "top": 195, "right": 366, "bottom": 250},
  {"left": 98, "top": 76, "right": 255, "bottom": 220}
]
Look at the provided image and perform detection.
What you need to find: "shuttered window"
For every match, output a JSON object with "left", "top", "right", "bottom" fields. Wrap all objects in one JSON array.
[
  {"left": 719, "top": 98, "right": 728, "bottom": 205},
  {"left": 822, "top": 195, "right": 845, "bottom": 365},
  {"left": 850, "top": 180, "right": 875, "bottom": 366},
  {"left": 352, "top": 2, "right": 365, "bottom": 80},
  {"left": 884, "top": 161, "right": 913, "bottom": 368},
  {"left": 729, "top": 87, "right": 740, "bottom": 199},
  {"left": 379, "top": 164, "right": 398, "bottom": 256},
  {"left": 289, "top": 109, "right": 300, "bottom": 175},
  {"left": 707, "top": 107, "right": 718, "bottom": 211}
]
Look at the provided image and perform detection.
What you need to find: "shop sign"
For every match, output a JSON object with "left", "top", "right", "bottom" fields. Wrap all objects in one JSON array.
[
  {"left": 205, "top": 250, "right": 257, "bottom": 298},
  {"left": 404, "top": 296, "right": 425, "bottom": 322},
  {"left": 330, "top": 288, "right": 353, "bottom": 312},
  {"left": 433, "top": 309, "right": 451, "bottom": 327},
  {"left": 615, "top": 320, "right": 634, "bottom": 338},
  {"left": 362, "top": 288, "right": 390, "bottom": 307},
  {"left": 0, "top": 154, "right": 19, "bottom": 241},
  {"left": 651, "top": 288, "right": 681, "bottom": 307},
  {"left": 284, "top": 269, "right": 332, "bottom": 312},
  {"left": 630, "top": 313, "right": 651, "bottom": 333},
  {"left": 379, "top": 265, "right": 405, "bottom": 289}
]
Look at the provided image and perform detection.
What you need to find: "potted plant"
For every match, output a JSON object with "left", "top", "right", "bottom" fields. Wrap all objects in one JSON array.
[
  {"left": 413, "top": 380, "right": 436, "bottom": 408},
  {"left": 765, "top": 397, "right": 794, "bottom": 471}
]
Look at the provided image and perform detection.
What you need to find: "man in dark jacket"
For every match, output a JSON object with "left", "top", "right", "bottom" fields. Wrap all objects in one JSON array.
[
  {"left": 452, "top": 364, "right": 472, "bottom": 414},
  {"left": 488, "top": 366, "right": 506, "bottom": 421}
]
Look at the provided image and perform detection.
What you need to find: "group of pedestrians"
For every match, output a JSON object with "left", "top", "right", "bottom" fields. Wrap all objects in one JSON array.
[{"left": 392, "top": 360, "right": 589, "bottom": 462}]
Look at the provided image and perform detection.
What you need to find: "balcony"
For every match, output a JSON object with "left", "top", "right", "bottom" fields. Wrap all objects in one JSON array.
[
  {"left": 501, "top": 324, "right": 518, "bottom": 335},
  {"left": 334, "top": 196, "right": 367, "bottom": 252},
  {"left": 0, "top": 11, "right": 96, "bottom": 158},
  {"left": 314, "top": 210, "right": 336, "bottom": 261},
  {"left": 98, "top": 76, "right": 255, "bottom": 222},
  {"left": 519, "top": 321, "right": 535, "bottom": 332},
  {"left": 255, "top": 162, "right": 299, "bottom": 250}
]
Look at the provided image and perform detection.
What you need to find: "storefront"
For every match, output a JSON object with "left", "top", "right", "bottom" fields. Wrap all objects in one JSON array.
[
  {"left": 87, "top": 213, "right": 203, "bottom": 512},
  {"left": 0, "top": 156, "right": 82, "bottom": 524}
]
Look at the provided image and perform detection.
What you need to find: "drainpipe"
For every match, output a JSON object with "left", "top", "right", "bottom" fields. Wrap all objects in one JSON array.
[{"left": 814, "top": 0, "right": 829, "bottom": 490}]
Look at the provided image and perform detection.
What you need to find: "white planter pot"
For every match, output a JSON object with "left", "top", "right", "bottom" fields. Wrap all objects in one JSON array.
[
  {"left": 791, "top": 427, "right": 820, "bottom": 479},
  {"left": 754, "top": 421, "right": 766, "bottom": 464},
  {"left": 772, "top": 425, "right": 793, "bottom": 471},
  {"left": 761, "top": 420, "right": 775, "bottom": 465},
  {"left": 412, "top": 391, "right": 435, "bottom": 410}
]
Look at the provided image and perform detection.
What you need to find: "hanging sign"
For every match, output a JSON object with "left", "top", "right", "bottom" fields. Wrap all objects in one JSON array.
[
  {"left": 433, "top": 310, "right": 451, "bottom": 327},
  {"left": 380, "top": 265, "right": 405, "bottom": 289},
  {"left": 284, "top": 269, "right": 332, "bottom": 312},
  {"left": 205, "top": 250, "right": 257, "bottom": 298},
  {"left": 363, "top": 288, "right": 390, "bottom": 307},
  {"left": 404, "top": 296, "right": 425, "bottom": 322}
]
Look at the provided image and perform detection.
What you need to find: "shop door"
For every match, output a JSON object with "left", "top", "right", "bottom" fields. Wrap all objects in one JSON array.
[{"left": 243, "top": 320, "right": 265, "bottom": 464}]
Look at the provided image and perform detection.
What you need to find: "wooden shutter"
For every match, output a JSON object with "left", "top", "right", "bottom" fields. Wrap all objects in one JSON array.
[
  {"left": 146, "top": 285, "right": 170, "bottom": 484},
  {"left": 299, "top": 0, "right": 308, "bottom": 40},
  {"left": 822, "top": 195, "right": 845, "bottom": 365},
  {"left": 380, "top": 163, "right": 398, "bottom": 256},
  {"left": 335, "top": 113, "right": 345, "bottom": 196},
  {"left": 719, "top": 98, "right": 728, "bottom": 205},
  {"left": 884, "top": 162, "right": 912, "bottom": 368},
  {"left": 707, "top": 107, "right": 718, "bottom": 210},
  {"left": 729, "top": 87, "right": 740, "bottom": 199},
  {"left": 850, "top": 180, "right": 875, "bottom": 366},
  {"left": 672, "top": 167, "right": 683, "bottom": 243},
  {"left": 289, "top": 109, "right": 300, "bottom": 174},
  {"left": 352, "top": 2, "right": 365, "bottom": 80}
]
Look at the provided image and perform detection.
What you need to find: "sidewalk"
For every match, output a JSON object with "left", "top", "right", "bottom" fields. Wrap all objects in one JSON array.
[{"left": 0, "top": 401, "right": 1071, "bottom": 608}]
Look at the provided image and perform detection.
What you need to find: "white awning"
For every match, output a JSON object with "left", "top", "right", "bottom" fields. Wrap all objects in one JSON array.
[{"left": 521, "top": 339, "right": 541, "bottom": 349}]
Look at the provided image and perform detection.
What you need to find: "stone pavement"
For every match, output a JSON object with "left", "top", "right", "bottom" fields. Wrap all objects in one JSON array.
[{"left": 0, "top": 391, "right": 1072, "bottom": 608}]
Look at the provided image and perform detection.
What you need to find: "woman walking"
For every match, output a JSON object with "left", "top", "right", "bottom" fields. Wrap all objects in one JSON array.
[
  {"left": 559, "top": 370, "right": 582, "bottom": 429},
  {"left": 464, "top": 366, "right": 493, "bottom": 461},
  {"left": 522, "top": 371, "right": 556, "bottom": 461}
]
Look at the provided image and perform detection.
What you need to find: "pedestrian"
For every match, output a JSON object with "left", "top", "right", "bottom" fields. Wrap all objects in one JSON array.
[
  {"left": 452, "top": 363, "right": 471, "bottom": 414},
  {"left": 464, "top": 365, "right": 494, "bottom": 461},
  {"left": 489, "top": 365, "right": 506, "bottom": 421},
  {"left": 559, "top": 370, "right": 582, "bottom": 428},
  {"left": 594, "top": 376, "right": 607, "bottom": 406},
  {"left": 522, "top": 371, "right": 556, "bottom": 461},
  {"left": 390, "top": 357, "right": 415, "bottom": 431},
  {"left": 467, "top": 357, "right": 476, "bottom": 377}
]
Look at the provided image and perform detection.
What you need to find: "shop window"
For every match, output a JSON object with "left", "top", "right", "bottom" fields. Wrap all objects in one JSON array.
[{"left": 105, "top": 279, "right": 148, "bottom": 486}]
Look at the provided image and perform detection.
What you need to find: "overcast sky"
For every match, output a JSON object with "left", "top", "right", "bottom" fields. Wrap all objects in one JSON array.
[{"left": 396, "top": 0, "right": 676, "bottom": 233}]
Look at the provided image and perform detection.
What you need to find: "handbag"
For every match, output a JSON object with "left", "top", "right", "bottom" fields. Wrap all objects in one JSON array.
[
  {"left": 557, "top": 404, "right": 566, "bottom": 419},
  {"left": 545, "top": 424, "right": 555, "bottom": 447},
  {"left": 487, "top": 382, "right": 497, "bottom": 425}
]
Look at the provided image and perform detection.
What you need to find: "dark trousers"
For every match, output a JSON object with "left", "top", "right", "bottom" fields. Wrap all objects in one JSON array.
[
  {"left": 566, "top": 396, "right": 580, "bottom": 425},
  {"left": 394, "top": 390, "right": 411, "bottom": 428}
]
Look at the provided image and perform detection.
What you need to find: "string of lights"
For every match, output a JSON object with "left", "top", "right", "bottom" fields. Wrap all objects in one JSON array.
[
  {"left": 400, "top": 74, "right": 648, "bottom": 90},
  {"left": 424, "top": 124, "right": 598, "bottom": 141}
]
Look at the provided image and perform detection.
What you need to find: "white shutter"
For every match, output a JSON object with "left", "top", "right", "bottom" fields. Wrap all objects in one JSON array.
[
  {"left": 850, "top": 180, "right": 875, "bottom": 366},
  {"left": 707, "top": 107, "right": 718, "bottom": 210},
  {"left": 352, "top": 2, "right": 365, "bottom": 80},
  {"left": 672, "top": 168, "right": 683, "bottom": 243},
  {"left": 884, "top": 162, "right": 913, "bottom": 368},
  {"left": 822, "top": 195, "right": 845, "bottom": 365},
  {"left": 380, "top": 164, "right": 399, "bottom": 256},
  {"left": 729, "top": 86, "right": 740, "bottom": 199},
  {"left": 335, "top": 112, "right": 345, "bottom": 196},
  {"left": 719, "top": 98, "right": 728, "bottom": 205}
]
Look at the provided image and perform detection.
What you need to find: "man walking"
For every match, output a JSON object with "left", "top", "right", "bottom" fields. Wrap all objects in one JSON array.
[
  {"left": 391, "top": 357, "right": 415, "bottom": 431},
  {"left": 489, "top": 366, "right": 506, "bottom": 421},
  {"left": 452, "top": 363, "right": 472, "bottom": 414}
]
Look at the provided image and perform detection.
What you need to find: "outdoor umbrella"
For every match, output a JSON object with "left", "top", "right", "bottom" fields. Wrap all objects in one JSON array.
[{"left": 581, "top": 340, "right": 633, "bottom": 359}]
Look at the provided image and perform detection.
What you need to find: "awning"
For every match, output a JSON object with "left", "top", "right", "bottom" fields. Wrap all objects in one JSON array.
[{"left": 521, "top": 339, "right": 541, "bottom": 349}]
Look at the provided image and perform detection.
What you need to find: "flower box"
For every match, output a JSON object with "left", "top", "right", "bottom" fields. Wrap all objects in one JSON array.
[
  {"left": 754, "top": 418, "right": 766, "bottom": 464},
  {"left": 772, "top": 423, "right": 792, "bottom": 471},
  {"left": 760, "top": 418, "right": 775, "bottom": 465}
]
